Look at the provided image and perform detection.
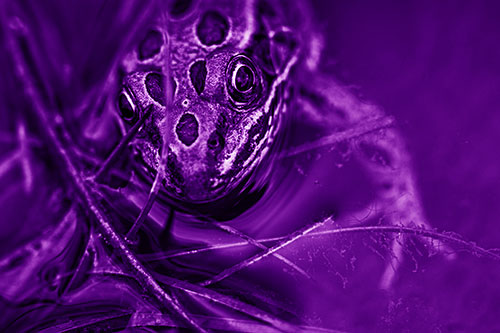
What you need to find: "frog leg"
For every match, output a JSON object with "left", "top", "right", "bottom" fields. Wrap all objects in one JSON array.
[
  {"left": 352, "top": 128, "right": 437, "bottom": 289},
  {"left": 292, "top": 74, "right": 453, "bottom": 288}
]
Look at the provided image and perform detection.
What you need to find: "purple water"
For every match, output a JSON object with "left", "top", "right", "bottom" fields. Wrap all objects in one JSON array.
[{"left": 1, "top": 0, "right": 499, "bottom": 331}]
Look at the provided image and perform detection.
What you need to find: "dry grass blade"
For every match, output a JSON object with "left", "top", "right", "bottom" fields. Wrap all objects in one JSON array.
[
  {"left": 143, "top": 224, "right": 500, "bottom": 262},
  {"left": 200, "top": 217, "right": 334, "bottom": 287},
  {"left": 280, "top": 115, "right": 394, "bottom": 158},
  {"left": 212, "top": 222, "right": 313, "bottom": 280},
  {"left": 155, "top": 275, "right": 298, "bottom": 332}
]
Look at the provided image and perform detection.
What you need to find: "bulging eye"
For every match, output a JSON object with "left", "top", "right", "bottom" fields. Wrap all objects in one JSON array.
[
  {"left": 226, "top": 54, "right": 262, "bottom": 109},
  {"left": 117, "top": 90, "right": 137, "bottom": 123},
  {"left": 233, "top": 65, "right": 254, "bottom": 92}
]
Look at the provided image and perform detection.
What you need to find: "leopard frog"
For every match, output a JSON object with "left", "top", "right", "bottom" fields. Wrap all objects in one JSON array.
[{"left": 117, "top": 0, "right": 315, "bottom": 203}]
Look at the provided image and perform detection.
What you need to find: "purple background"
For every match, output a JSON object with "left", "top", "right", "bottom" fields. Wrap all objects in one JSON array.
[
  {"left": 313, "top": 0, "right": 500, "bottom": 330},
  {"left": 317, "top": 0, "right": 500, "bottom": 245}
]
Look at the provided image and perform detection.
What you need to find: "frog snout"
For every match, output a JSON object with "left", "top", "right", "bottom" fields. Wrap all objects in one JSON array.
[{"left": 168, "top": 109, "right": 228, "bottom": 201}]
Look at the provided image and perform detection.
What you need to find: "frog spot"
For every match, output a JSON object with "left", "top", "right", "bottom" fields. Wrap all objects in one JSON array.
[
  {"left": 138, "top": 30, "right": 164, "bottom": 61},
  {"left": 168, "top": 0, "right": 196, "bottom": 18},
  {"left": 176, "top": 113, "right": 199, "bottom": 146},
  {"left": 189, "top": 60, "right": 207, "bottom": 95},
  {"left": 196, "top": 10, "right": 229, "bottom": 46}
]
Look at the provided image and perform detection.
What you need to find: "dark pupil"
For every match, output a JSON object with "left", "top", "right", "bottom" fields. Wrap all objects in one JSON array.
[
  {"left": 234, "top": 66, "right": 254, "bottom": 92},
  {"left": 118, "top": 93, "right": 134, "bottom": 120}
]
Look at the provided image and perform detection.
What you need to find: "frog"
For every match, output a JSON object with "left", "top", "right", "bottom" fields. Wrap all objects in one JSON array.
[
  {"left": 116, "top": 0, "right": 448, "bottom": 287},
  {"left": 117, "top": 0, "right": 307, "bottom": 203}
]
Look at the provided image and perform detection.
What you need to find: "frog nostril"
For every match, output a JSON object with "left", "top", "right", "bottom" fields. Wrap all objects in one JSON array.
[
  {"left": 176, "top": 113, "right": 199, "bottom": 146},
  {"left": 207, "top": 131, "right": 225, "bottom": 151}
]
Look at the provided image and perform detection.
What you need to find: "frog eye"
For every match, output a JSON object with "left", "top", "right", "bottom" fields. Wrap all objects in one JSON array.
[
  {"left": 233, "top": 64, "right": 254, "bottom": 92},
  {"left": 226, "top": 55, "right": 262, "bottom": 109},
  {"left": 117, "top": 90, "right": 137, "bottom": 123}
]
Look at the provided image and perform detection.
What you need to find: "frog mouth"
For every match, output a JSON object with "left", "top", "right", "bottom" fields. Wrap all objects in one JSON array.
[
  {"left": 164, "top": 149, "right": 229, "bottom": 202},
  {"left": 166, "top": 176, "right": 228, "bottom": 203}
]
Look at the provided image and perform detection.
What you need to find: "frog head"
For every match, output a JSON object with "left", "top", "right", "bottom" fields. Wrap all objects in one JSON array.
[{"left": 117, "top": 0, "right": 300, "bottom": 202}]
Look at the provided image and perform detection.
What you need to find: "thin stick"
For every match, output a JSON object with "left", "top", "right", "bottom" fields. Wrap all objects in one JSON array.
[
  {"left": 280, "top": 115, "right": 394, "bottom": 158},
  {"left": 200, "top": 217, "right": 333, "bottom": 286},
  {"left": 0, "top": 151, "right": 20, "bottom": 179},
  {"left": 155, "top": 274, "right": 297, "bottom": 333},
  {"left": 17, "top": 121, "right": 33, "bottom": 193},
  {"left": 143, "top": 224, "right": 500, "bottom": 262},
  {"left": 212, "top": 222, "right": 313, "bottom": 280},
  {"left": 94, "top": 105, "right": 153, "bottom": 182},
  {"left": 125, "top": 5, "right": 175, "bottom": 241},
  {"left": 126, "top": 168, "right": 162, "bottom": 240},
  {"left": 129, "top": 312, "right": 345, "bottom": 333}
]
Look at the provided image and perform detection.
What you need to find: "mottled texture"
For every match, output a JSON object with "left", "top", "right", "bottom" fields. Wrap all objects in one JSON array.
[{"left": 145, "top": 72, "right": 166, "bottom": 106}]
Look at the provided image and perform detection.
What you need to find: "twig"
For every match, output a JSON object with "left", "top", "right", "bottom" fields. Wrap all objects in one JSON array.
[
  {"left": 94, "top": 105, "right": 153, "bottom": 183},
  {"left": 154, "top": 274, "right": 297, "bottom": 332},
  {"left": 199, "top": 217, "right": 333, "bottom": 286},
  {"left": 126, "top": 166, "right": 163, "bottom": 240},
  {"left": 280, "top": 115, "right": 394, "bottom": 158},
  {"left": 212, "top": 222, "right": 313, "bottom": 281},
  {"left": 143, "top": 224, "right": 500, "bottom": 262}
]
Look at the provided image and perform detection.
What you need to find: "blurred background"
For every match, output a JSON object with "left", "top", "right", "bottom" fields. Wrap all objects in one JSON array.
[
  {"left": 315, "top": 0, "right": 500, "bottom": 247},
  {"left": 311, "top": 0, "right": 500, "bottom": 330}
]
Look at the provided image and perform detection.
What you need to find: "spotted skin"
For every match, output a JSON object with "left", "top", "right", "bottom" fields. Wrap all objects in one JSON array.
[{"left": 117, "top": 0, "right": 307, "bottom": 202}]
